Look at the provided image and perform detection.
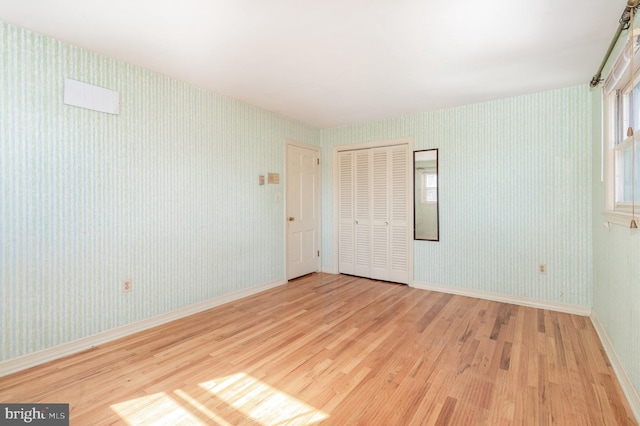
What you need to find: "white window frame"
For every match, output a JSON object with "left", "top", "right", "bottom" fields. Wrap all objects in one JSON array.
[{"left": 603, "top": 31, "right": 640, "bottom": 227}]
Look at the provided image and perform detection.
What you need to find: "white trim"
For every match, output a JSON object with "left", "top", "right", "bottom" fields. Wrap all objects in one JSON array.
[
  {"left": 603, "top": 210, "right": 640, "bottom": 228},
  {"left": 601, "top": 86, "right": 605, "bottom": 183},
  {"left": 411, "top": 280, "right": 591, "bottom": 317},
  {"left": 334, "top": 137, "right": 412, "bottom": 153},
  {"left": 0, "top": 278, "right": 286, "bottom": 378},
  {"left": 590, "top": 312, "right": 640, "bottom": 423},
  {"left": 332, "top": 137, "right": 414, "bottom": 284}
]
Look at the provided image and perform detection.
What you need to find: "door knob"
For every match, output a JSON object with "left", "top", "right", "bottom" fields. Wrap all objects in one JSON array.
[{"left": 288, "top": 217, "right": 295, "bottom": 221}]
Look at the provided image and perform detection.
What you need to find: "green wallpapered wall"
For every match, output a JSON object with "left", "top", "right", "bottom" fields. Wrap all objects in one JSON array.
[
  {"left": 320, "top": 86, "right": 592, "bottom": 306},
  {"left": 0, "top": 22, "right": 317, "bottom": 361}
]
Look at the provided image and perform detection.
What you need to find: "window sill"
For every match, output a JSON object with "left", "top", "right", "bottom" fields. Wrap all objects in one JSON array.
[{"left": 603, "top": 210, "right": 640, "bottom": 228}]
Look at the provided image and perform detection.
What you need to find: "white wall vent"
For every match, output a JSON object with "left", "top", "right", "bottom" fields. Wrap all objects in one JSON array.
[{"left": 63, "top": 78, "right": 119, "bottom": 115}]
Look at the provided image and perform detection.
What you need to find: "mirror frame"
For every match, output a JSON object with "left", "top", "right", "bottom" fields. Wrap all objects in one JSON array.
[{"left": 413, "top": 149, "right": 439, "bottom": 241}]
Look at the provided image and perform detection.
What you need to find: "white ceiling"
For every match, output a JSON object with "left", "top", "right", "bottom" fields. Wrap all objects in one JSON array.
[{"left": 0, "top": 0, "right": 624, "bottom": 128}]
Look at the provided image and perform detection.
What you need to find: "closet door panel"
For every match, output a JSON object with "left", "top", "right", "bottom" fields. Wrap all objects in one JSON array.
[
  {"left": 371, "top": 147, "right": 390, "bottom": 281},
  {"left": 389, "top": 145, "right": 409, "bottom": 283},
  {"left": 338, "top": 152, "right": 355, "bottom": 275},
  {"left": 354, "top": 150, "right": 371, "bottom": 277}
]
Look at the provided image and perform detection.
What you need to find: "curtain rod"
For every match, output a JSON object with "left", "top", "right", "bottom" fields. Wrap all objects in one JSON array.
[{"left": 590, "top": 0, "right": 640, "bottom": 88}]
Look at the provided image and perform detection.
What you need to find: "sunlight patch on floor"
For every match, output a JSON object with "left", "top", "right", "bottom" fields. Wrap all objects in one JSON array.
[
  {"left": 200, "top": 373, "right": 328, "bottom": 425},
  {"left": 111, "top": 392, "right": 202, "bottom": 425},
  {"left": 110, "top": 373, "right": 327, "bottom": 425},
  {"left": 173, "top": 389, "right": 233, "bottom": 426}
]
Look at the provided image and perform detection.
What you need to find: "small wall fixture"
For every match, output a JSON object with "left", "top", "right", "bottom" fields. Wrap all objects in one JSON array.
[
  {"left": 267, "top": 173, "right": 280, "bottom": 184},
  {"left": 63, "top": 78, "right": 119, "bottom": 114}
]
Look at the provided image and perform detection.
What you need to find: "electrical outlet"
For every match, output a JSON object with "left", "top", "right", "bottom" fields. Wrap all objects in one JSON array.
[
  {"left": 123, "top": 280, "right": 132, "bottom": 293},
  {"left": 538, "top": 264, "right": 546, "bottom": 274}
]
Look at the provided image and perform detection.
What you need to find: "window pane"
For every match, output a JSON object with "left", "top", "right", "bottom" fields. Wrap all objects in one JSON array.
[
  {"left": 622, "top": 91, "right": 629, "bottom": 142},
  {"left": 422, "top": 172, "right": 437, "bottom": 203},
  {"left": 615, "top": 142, "right": 640, "bottom": 204},
  {"left": 621, "top": 81, "right": 640, "bottom": 140}
]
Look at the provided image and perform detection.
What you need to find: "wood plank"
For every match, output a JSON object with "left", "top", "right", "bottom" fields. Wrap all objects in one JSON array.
[{"left": 0, "top": 273, "right": 636, "bottom": 425}]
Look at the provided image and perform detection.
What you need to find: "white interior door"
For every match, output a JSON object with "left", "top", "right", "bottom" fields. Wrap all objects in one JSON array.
[{"left": 286, "top": 143, "right": 320, "bottom": 280}]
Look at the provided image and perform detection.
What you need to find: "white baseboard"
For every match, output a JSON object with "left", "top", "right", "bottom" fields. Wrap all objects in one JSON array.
[
  {"left": 411, "top": 280, "right": 592, "bottom": 317},
  {"left": 0, "top": 278, "right": 287, "bottom": 378},
  {"left": 590, "top": 312, "right": 640, "bottom": 423}
]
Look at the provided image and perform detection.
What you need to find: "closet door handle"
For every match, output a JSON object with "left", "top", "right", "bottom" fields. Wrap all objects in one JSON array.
[
  {"left": 355, "top": 220, "right": 359, "bottom": 225},
  {"left": 385, "top": 221, "right": 388, "bottom": 226}
]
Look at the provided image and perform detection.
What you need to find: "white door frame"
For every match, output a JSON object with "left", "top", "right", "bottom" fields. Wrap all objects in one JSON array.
[
  {"left": 332, "top": 137, "right": 413, "bottom": 285},
  {"left": 285, "top": 140, "right": 321, "bottom": 280}
]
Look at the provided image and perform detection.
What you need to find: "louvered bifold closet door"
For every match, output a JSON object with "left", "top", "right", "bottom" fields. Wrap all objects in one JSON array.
[
  {"left": 337, "top": 144, "right": 408, "bottom": 284},
  {"left": 338, "top": 151, "right": 355, "bottom": 275},
  {"left": 389, "top": 145, "right": 409, "bottom": 283},
  {"left": 354, "top": 150, "right": 371, "bottom": 277},
  {"left": 370, "top": 147, "right": 390, "bottom": 281}
]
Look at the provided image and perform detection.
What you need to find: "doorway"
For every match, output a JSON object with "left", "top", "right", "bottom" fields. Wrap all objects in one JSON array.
[{"left": 286, "top": 141, "right": 321, "bottom": 280}]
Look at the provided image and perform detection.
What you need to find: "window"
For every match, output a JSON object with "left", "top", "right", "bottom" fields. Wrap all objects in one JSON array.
[
  {"left": 613, "top": 81, "right": 640, "bottom": 207},
  {"left": 603, "top": 37, "right": 640, "bottom": 225},
  {"left": 422, "top": 172, "right": 438, "bottom": 203}
]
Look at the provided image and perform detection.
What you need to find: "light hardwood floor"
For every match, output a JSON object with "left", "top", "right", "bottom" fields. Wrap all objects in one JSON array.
[{"left": 0, "top": 273, "right": 636, "bottom": 425}]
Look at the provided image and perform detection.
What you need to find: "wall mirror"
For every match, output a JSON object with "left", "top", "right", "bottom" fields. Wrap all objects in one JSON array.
[{"left": 414, "top": 149, "right": 439, "bottom": 241}]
